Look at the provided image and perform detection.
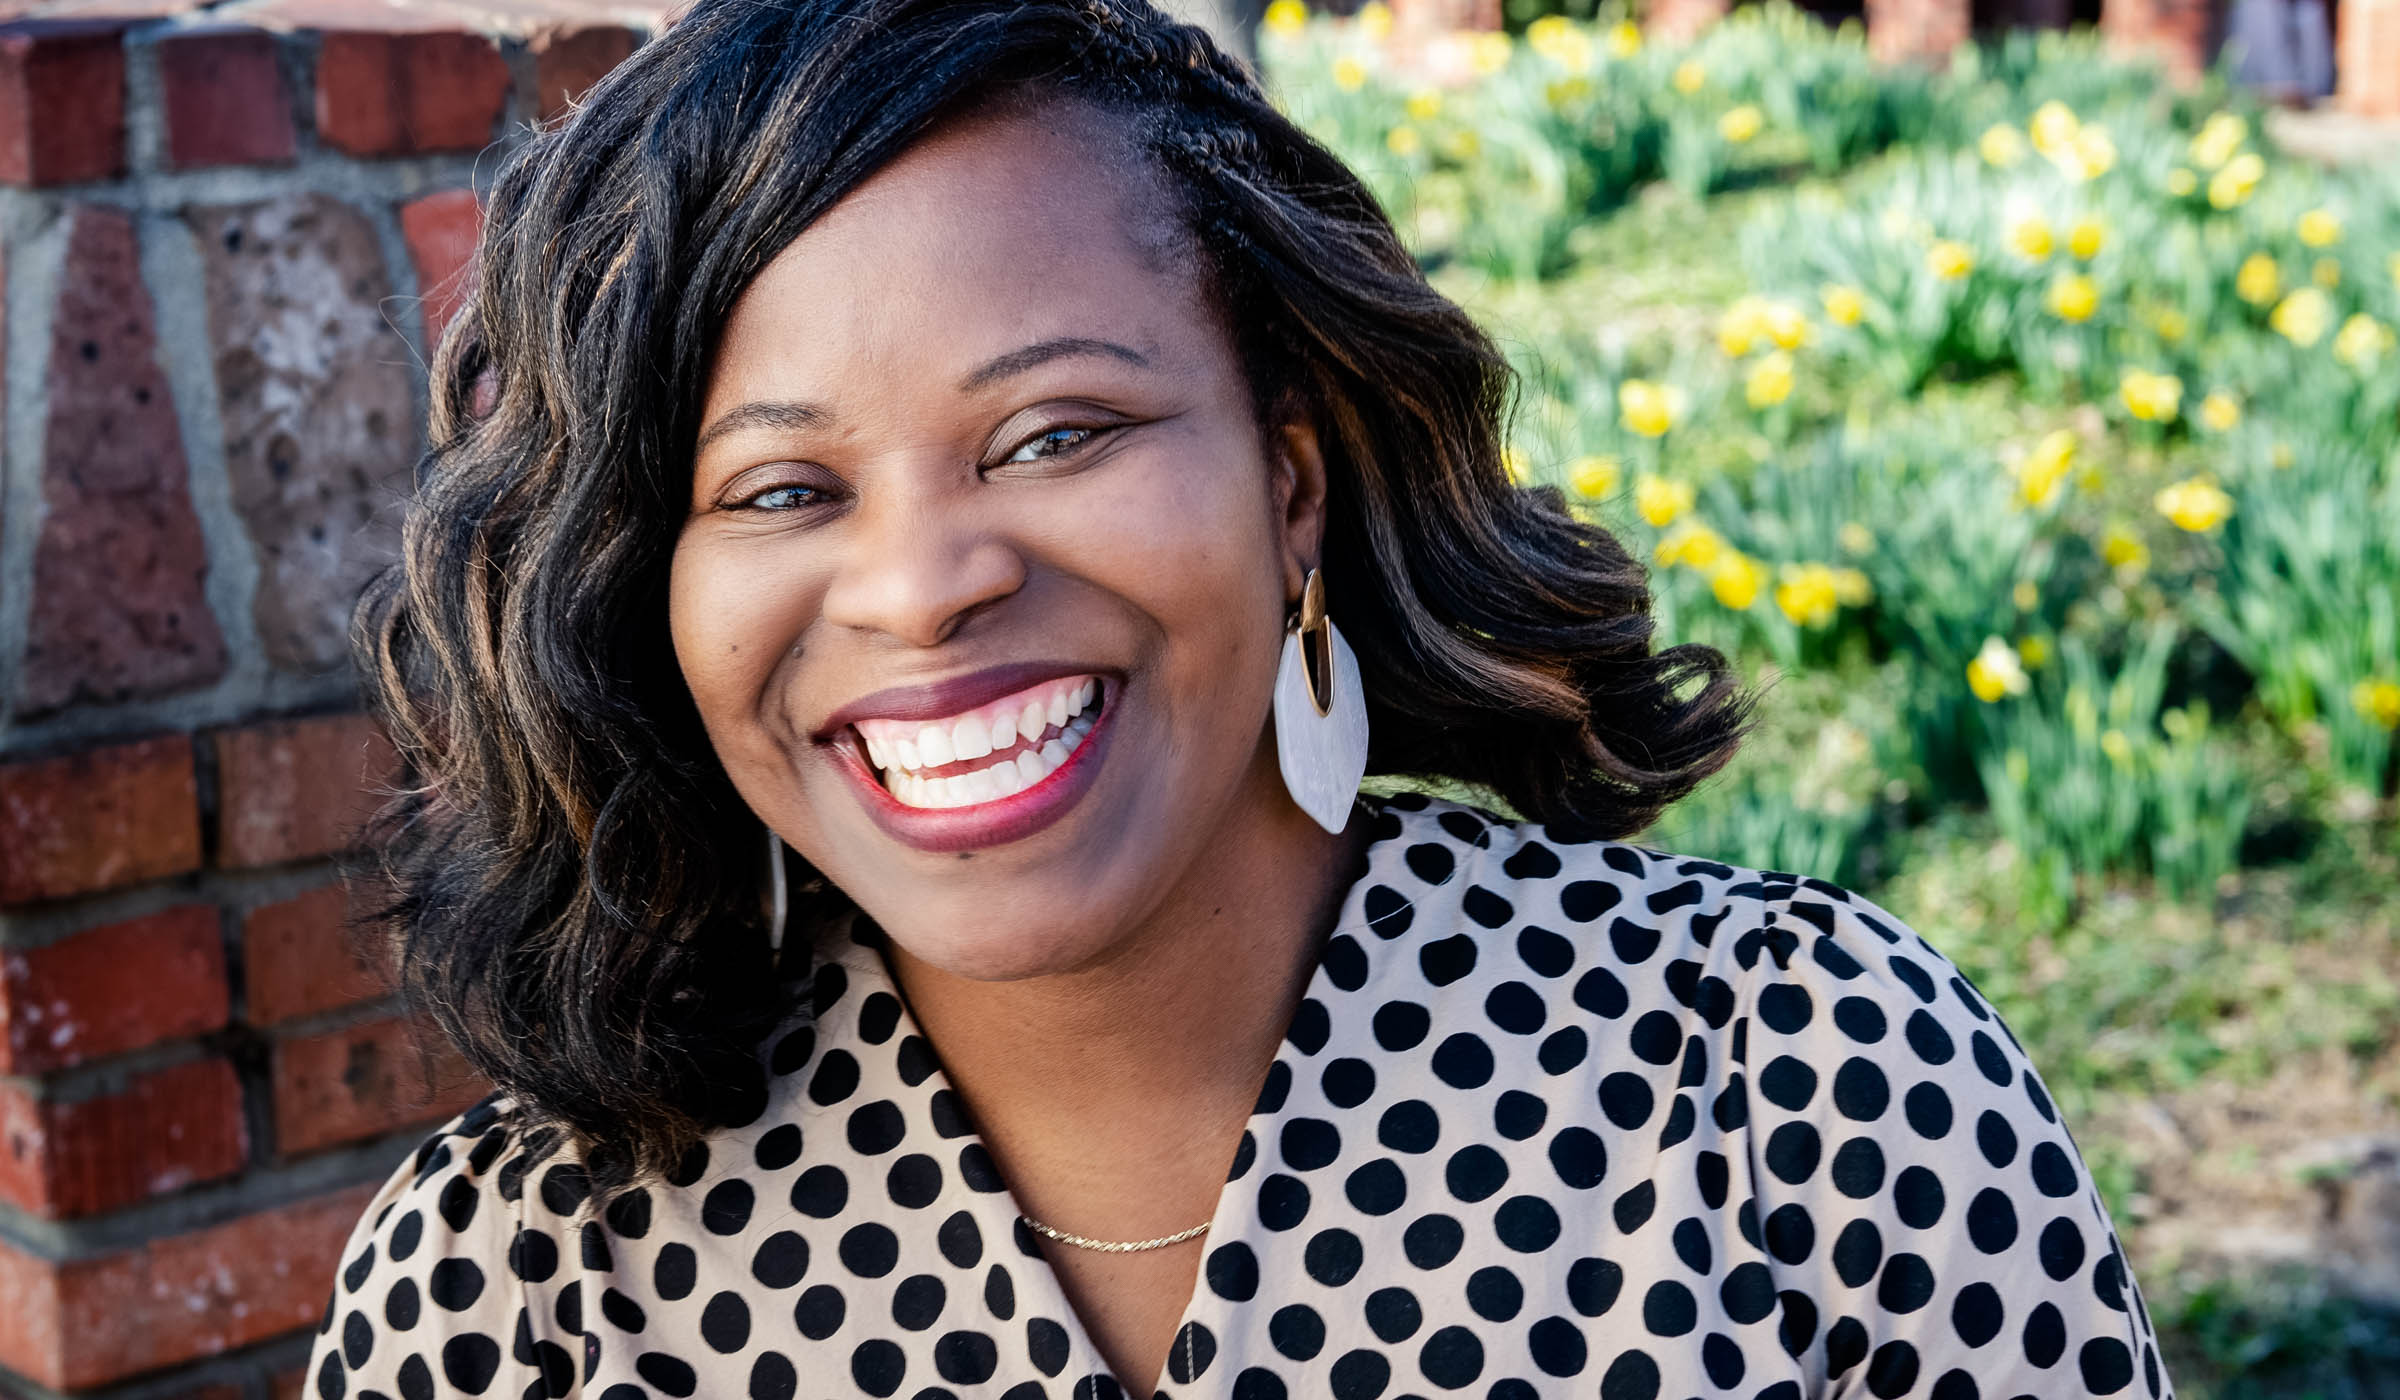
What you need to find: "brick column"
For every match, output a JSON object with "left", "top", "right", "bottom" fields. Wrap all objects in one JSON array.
[
  {"left": 1867, "top": 0, "right": 1972, "bottom": 62},
  {"left": 0, "top": 3, "right": 659, "bottom": 1395},
  {"left": 1391, "top": 0, "right": 1502, "bottom": 30},
  {"left": 2103, "top": 0, "right": 2219, "bottom": 84},
  {"left": 2340, "top": 0, "right": 2400, "bottom": 114},
  {"left": 1649, "top": 0, "right": 1731, "bottom": 41}
]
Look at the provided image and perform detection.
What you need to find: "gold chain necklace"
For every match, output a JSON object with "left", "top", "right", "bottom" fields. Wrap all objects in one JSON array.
[{"left": 1018, "top": 1212, "right": 1213, "bottom": 1254}]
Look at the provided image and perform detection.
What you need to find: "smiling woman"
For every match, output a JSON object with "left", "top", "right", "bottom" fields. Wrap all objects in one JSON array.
[{"left": 312, "top": 2, "right": 2174, "bottom": 1397}]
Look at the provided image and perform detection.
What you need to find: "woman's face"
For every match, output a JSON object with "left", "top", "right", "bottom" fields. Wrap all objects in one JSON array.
[{"left": 670, "top": 98, "right": 1330, "bottom": 982}]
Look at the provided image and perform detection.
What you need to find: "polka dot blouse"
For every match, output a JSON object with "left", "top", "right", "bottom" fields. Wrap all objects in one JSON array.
[{"left": 308, "top": 790, "right": 2175, "bottom": 1400}]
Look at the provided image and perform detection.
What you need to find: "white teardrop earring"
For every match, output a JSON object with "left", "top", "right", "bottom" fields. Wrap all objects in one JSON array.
[
  {"left": 764, "top": 825, "right": 789, "bottom": 955},
  {"left": 1273, "top": 566, "right": 1370, "bottom": 834}
]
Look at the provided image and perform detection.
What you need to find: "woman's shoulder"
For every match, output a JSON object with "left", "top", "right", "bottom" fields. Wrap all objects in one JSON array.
[{"left": 1361, "top": 788, "right": 2013, "bottom": 1045}]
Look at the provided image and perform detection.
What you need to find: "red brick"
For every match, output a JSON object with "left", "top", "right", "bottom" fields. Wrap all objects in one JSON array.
[
  {"left": 1648, "top": 0, "right": 1727, "bottom": 40},
  {"left": 398, "top": 186, "right": 479, "bottom": 347},
  {"left": 314, "top": 28, "right": 509, "bottom": 157},
  {"left": 0, "top": 1182, "right": 374, "bottom": 1390},
  {"left": 243, "top": 882, "right": 386, "bottom": 1025},
  {"left": 185, "top": 195, "right": 414, "bottom": 672},
  {"left": 1389, "top": 0, "right": 1500, "bottom": 27},
  {"left": 2102, "top": 0, "right": 2214, "bottom": 84},
  {"left": 158, "top": 29, "right": 296, "bottom": 170},
  {"left": 0, "top": 905, "right": 227, "bottom": 1074},
  {"left": 20, "top": 204, "right": 227, "bottom": 716},
  {"left": 0, "top": 736, "right": 201, "bottom": 906},
  {"left": 0, "top": 21, "right": 124, "bottom": 186},
  {"left": 0, "top": 1058, "right": 246, "bottom": 1219},
  {"left": 271, "top": 1014, "right": 483, "bottom": 1155},
  {"left": 1867, "top": 0, "right": 1969, "bottom": 62},
  {"left": 530, "top": 21, "right": 633, "bottom": 121},
  {"left": 2341, "top": 0, "right": 2400, "bottom": 116},
  {"left": 212, "top": 714, "right": 396, "bottom": 868},
  {"left": 266, "top": 1367, "right": 306, "bottom": 1400}
]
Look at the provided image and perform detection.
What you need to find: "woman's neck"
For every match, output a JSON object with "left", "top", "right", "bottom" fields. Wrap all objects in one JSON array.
[{"left": 880, "top": 764, "right": 1375, "bottom": 1225}]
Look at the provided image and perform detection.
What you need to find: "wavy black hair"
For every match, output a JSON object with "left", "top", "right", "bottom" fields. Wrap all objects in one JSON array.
[{"left": 355, "top": 0, "right": 1753, "bottom": 1196}]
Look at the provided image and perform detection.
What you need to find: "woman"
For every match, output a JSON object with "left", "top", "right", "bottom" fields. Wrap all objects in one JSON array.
[{"left": 311, "top": 1, "right": 2175, "bottom": 1396}]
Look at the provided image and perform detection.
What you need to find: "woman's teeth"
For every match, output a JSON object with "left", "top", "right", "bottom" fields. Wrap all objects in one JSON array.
[{"left": 854, "top": 676, "right": 1101, "bottom": 810}]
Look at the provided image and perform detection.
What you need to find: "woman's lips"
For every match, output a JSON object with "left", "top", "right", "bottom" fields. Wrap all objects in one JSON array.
[{"left": 834, "top": 676, "right": 1118, "bottom": 854}]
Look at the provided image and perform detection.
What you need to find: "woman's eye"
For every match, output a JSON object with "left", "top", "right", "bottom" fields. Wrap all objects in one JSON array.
[
  {"left": 741, "top": 483, "right": 822, "bottom": 511},
  {"left": 1004, "top": 426, "right": 1102, "bottom": 464}
]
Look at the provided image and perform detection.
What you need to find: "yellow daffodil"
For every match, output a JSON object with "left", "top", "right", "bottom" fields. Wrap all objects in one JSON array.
[
  {"left": 1526, "top": 15, "right": 1591, "bottom": 69},
  {"left": 1745, "top": 350, "right": 1795, "bottom": 409},
  {"left": 1263, "top": 0, "right": 1308, "bottom": 36},
  {"left": 2189, "top": 111, "right": 2248, "bottom": 169},
  {"left": 1619, "top": 380, "right": 1683, "bottom": 438},
  {"left": 1635, "top": 472, "right": 1696, "bottom": 526},
  {"left": 1821, "top": 283, "right": 1866, "bottom": 326},
  {"left": 2016, "top": 635, "right": 2051, "bottom": 670},
  {"left": 2154, "top": 476, "right": 2233, "bottom": 532},
  {"left": 1925, "top": 240, "right": 1975, "bottom": 281},
  {"left": 2271, "top": 286, "right": 2333, "bottom": 346},
  {"left": 1606, "top": 19, "right": 1641, "bottom": 57},
  {"left": 2029, "top": 101, "right": 2079, "bottom": 155},
  {"left": 1968, "top": 636, "right": 2031, "bottom": 702},
  {"left": 2009, "top": 215, "right": 2055, "bottom": 261},
  {"left": 2198, "top": 392, "right": 2241, "bottom": 431},
  {"left": 1774, "top": 563, "right": 1841, "bottom": 628},
  {"left": 2067, "top": 216, "right": 2106, "bottom": 260},
  {"left": 1356, "top": 0, "right": 1393, "bottom": 38},
  {"left": 2118, "top": 368, "right": 2182, "bottom": 422},
  {"left": 2099, "top": 728, "right": 2133, "bottom": 765},
  {"left": 2297, "top": 207, "right": 2342, "bottom": 247},
  {"left": 1405, "top": 87, "right": 1443, "bottom": 121},
  {"left": 2165, "top": 167, "right": 2198, "bottom": 196},
  {"left": 2058, "top": 124, "right": 2116, "bottom": 180},
  {"left": 2313, "top": 257, "right": 2342, "bottom": 289},
  {"left": 1567, "top": 454, "right": 1621, "bottom": 499},
  {"left": 1469, "top": 30, "right": 1513, "bottom": 74},
  {"left": 1709, "top": 551, "right": 1765, "bottom": 610},
  {"left": 2014, "top": 428, "right": 2077, "bottom": 507},
  {"left": 2012, "top": 578, "right": 2041, "bottom": 612},
  {"left": 1979, "top": 123, "right": 2027, "bottom": 168},
  {"left": 1673, "top": 59, "right": 1706, "bottom": 93},
  {"left": 1386, "top": 123, "right": 1422, "bottom": 156},
  {"left": 2208, "top": 151, "right": 2265, "bottom": 209},
  {"left": 2100, "top": 523, "right": 2150, "bottom": 572},
  {"left": 1544, "top": 76, "right": 1593, "bottom": 107},
  {"left": 1653, "top": 520, "right": 1723, "bottom": 569},
  {"left": 1837, "top": 521, "right": 1874, "bottom": 556},
  {"left": 2046, "top": 273, "right": 2099, "bottom": 324},
  {"left": 2235, "top": 251, "right": 2281, "bottom": 306},
  {"left": 1442, "top": 127, "right": 1481, "bottom": 159},
  {"left": 2153, "top": 306, "right": 2189, "bottom": 342},
  {"left": 2353, "top": 678, "right": 2400, "bottom": 730},
  {"left": 1831, "top": 566, "right": 1872, "bottom": 605},
  {"left": 1331, "top": 54, "right": 1369, "bottom": 90},
  {"left": 2334, "top": 313, "right": 2396, "bottom": 369},
  {"left": 1761, "top": 300, "right": 1808, "bottom": 349},
  {"left": 1718, "top": 104, "right": 1764, "bottom": 144},
  {"left": 1501, "top": 446, "right": 1531, "bottom": 485}
]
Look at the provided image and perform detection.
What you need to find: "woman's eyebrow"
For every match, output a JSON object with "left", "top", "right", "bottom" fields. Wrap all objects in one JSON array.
[{"left": 695, "top": 336, "right": 1156, "bottom": 458}]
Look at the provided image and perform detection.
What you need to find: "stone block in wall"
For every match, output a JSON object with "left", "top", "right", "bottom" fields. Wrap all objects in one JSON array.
[
  {"left": 0, "top": 20, "right": 125, "bottom": 186},
  {"left": 0, "top": 1057, "right": 247, "bottom": 1218},
  {"left": 0, "top": 735, "right": 202, "bottom": 907},
  {"left": 399, "top": 186, "right": 479, "bottom": 348},
  {"left": 2341, "top": 0, "right": 2400, "bottom": 115},
  {"left": 187, "top": 195, "right": 416, "bottom": 673},
  {"left": 20, "top": 204, "right": 227, "bottom": 716},
  {"left": 314, "top": 27, "right": 510, "bottom": 157},
  {"left": 270, "top": 1013, "right": 482, "bottom": 1155},
  {"left": 157, "top": 28, "right": 297, "bottom": 169},
  {"left": 211, "top": 712, "right": 396, "bottom": 868},
  {"left": 243, "top": 881, "right": 387, "bottom": 1024},
  {"left": 0, "top": 903, "right": 228, "bottom": 1074},
  {"left": 531, "top": 21, "right": 635, "bottom": 122},
  {"left": 0, "top": 1182, "right": 374, "bottom": 1390}
]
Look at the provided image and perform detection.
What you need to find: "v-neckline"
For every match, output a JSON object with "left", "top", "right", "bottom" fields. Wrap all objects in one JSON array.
[{"left": 805, "top": 791, "right": 1427, "bottom": 1398}]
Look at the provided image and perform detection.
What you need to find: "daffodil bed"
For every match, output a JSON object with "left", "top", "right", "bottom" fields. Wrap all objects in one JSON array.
[{"left": 1269, "top": 3, "right": 2400, "bottom": 1387}]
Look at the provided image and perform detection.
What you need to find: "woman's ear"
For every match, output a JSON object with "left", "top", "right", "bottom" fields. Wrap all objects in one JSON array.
[{"left": 1270, "top": 394, "right": 1332, "bottom": 603}]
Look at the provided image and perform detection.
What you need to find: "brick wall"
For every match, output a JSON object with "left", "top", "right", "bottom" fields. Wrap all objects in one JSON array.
[{"left": 0, "top": 2, "right": 664, "bottom": 1396}]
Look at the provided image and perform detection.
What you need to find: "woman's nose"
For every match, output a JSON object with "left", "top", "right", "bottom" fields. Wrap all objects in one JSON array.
[{"left": 816, "top": 480, "right": 1027, "bottom": 648}]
